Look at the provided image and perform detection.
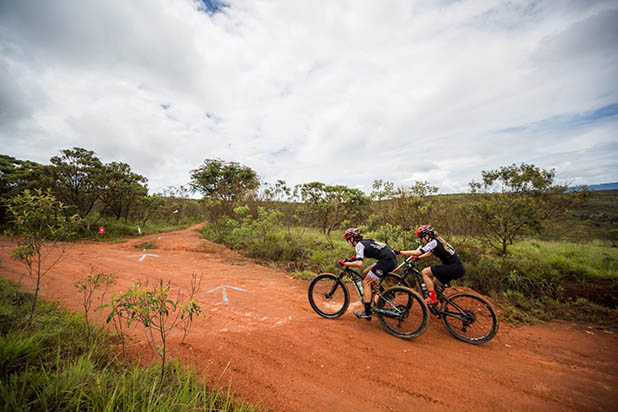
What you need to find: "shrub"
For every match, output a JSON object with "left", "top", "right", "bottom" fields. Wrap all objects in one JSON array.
[
  {"left": 292, "top": 271, "right": 318, "bottom": 280},
  {"left": 135, "top": 241, "right": 156, "bottom": 250}
]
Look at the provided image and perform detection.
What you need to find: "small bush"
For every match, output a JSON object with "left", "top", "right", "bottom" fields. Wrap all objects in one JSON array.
[
  {"left": 292, "top": 271, "right": 318, "bottom": 280},
  {"left": 135, "top": 241, "right": 156, "bottom": 250}
]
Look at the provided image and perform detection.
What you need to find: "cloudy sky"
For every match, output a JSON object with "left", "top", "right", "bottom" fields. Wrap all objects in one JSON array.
[{"left": 1, "top": 0, "right": 617, "bottom": 195}]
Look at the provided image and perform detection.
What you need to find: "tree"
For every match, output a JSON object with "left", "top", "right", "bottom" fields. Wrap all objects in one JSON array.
[
  {"left": 158, "top": 185, "right": 191, "bottom": 199},
  {"left": 99, "top": 161, "right": 148, "bottom": 221},
  {"left": 49, "top": 147, "right": 105, "bottom": 219},
  {"left": 5, "top": 189, "right": 80, "bottom": 326},
  {"left": 189, "top": 159, "right": 259, "bottom": 202},
  {"left": 135, "top": 195, "right": 166, "bottom": 226},
  {"left": 371, "top": 179, "right": 438, "bottom": 230},
  {"left": 463, "top": 163, "right": 586, "bottom": 255},
  {"left": 296, "top": 182, "right": 368, "bottom": 243},
  {"left": 0, "top": 155, "right": 48, "bottom": 225},
  {"left": 261, "top": 179, "right": 291, "bottom": 202}
]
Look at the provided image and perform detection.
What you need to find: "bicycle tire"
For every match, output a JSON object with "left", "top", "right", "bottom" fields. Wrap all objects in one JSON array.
[
  {"left": 308, "top": 274, "right": 350, "bottom": 319},
  {"left": 375, "top": 286, "right": 428, "bottom": 339},
  {"left": 440, "top": 293, "right": 498, "bottom": 344}
]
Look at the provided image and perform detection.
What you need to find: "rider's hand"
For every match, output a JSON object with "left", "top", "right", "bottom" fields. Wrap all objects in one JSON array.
[
  {"left": 411, "top": 255, "right": 419, "bottom": 260},
  {"left": 393, "top": 249, "right": 401, "bottom": 255},
  {"left": 337, "top": 259, "right": 346, "bottom": 266}
]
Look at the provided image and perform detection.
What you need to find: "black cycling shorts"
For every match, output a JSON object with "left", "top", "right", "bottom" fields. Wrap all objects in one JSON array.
[
  {"left": 431, "top": 263, "right": 465, "bottom": 284},
  {"left": 370, "top": 257, "right": 397, "bottom": 278}
]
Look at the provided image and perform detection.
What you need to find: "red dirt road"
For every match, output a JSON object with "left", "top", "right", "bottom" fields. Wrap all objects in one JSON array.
[{"left": 1, "top": 224, "right": 617, "bottom": 411}]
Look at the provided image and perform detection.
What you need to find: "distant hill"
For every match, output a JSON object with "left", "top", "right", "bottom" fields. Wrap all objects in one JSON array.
[
  {"left": 588, "top": 182, "right": 618, "bottom": 191},
  {"left": 567, "top": 182, "right": 618, "bottom": 192}
]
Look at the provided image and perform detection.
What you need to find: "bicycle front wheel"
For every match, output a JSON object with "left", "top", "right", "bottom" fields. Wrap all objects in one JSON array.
[
  {"left": 375, "top": 287, "right": 428, "bottom": 339},
  {"left": 308, "top": 274, "right": 350, "bottom": 319},
  {"left": 441, "top": 293, "right": 498, "bottom": 344}
]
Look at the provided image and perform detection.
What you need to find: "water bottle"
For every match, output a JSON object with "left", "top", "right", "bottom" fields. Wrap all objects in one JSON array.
[
  {"left": 355, "top": 279, "right": 364, "bottom": 295},
  {"left": 420, "top": 282, "right": 428, "bottom": 298}
]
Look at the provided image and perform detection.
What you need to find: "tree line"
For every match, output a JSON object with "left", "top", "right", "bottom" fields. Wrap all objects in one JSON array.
[
  {"left": 191, "top": 157, "right": 588, "bottom": 255},
  {"left": 2, "top": 147, "right": 588, "bottom": 254},
  {"left": 1, "top": 148, "right": 200, "bottom": 233}
]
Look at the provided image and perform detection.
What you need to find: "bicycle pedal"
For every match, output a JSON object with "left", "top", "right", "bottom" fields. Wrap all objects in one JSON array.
[
  {"left": 353, "top": 311, "right": 372, "bottom": 321},
  {"left": 427, "top": 303, "right": 440, "bottom": 318}
]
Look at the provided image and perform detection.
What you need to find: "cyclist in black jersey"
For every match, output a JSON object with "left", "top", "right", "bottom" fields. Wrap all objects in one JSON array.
[
  {"left": 338, "top": 227, "right": 397, "bottom": 321},
  {"left": 397, "top": 225, "right": 465, "bottom": 306}
]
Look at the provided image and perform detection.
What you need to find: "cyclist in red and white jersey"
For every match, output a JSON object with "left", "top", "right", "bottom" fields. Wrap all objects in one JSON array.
[{"left": 398, "top": 225, "right": 465, "bottom": 306}]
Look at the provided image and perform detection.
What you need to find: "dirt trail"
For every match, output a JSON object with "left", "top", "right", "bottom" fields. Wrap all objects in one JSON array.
[{"left": 1, "top": 225, "right": 617, "bottom": 411}]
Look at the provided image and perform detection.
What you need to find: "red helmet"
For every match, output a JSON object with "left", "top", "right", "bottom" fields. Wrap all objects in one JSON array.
[
  {"left": 344, "top": 227, "right": 361, "bottom": 241},
  {"left": 416, "top": 225, "right": 434, "bottom": 238}
]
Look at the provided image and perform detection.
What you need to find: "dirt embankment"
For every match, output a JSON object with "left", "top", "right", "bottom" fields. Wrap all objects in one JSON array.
[{"left": 1, "top": 225, "right": 617, "bottom": 412}]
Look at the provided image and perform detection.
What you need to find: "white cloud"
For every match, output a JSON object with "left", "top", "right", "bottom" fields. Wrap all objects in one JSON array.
[{"left": 1, "top": 0, "right": 617, "bottom": 195}]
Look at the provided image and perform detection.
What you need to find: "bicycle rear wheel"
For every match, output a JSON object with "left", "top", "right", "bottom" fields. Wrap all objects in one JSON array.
[
  {"left": 441, "top": 293, "right": 498, "bottom": 344},
  {"left": 375, "top": 287, "right": 427, "bottom": 339},
  {"left": 308, "top": 274, "right": 349, "bottom": 319}
]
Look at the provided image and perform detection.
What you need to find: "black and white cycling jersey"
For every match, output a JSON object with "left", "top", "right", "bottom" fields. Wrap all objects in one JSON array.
[
  {"left": 419, "top": 238, "right": 462, "bottom": 265},
  {"left": 355, "top": 239, "right": 396, "bottom": 261},
  {"left": 354, "top": 239, "right": 396, "bottom": 279}
]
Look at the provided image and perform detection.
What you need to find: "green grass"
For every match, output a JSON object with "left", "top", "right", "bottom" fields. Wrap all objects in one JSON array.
[
  {"left": 511, "top": 239, "right": 618, "bottom": 280},
  {"left": 494, "top": 290, "right": 618, "bottom": 329},
  {"left": 292, "top": 270, "right": 318, "bottom": 280},
  {"left": 0, "top": 278, "right": 263, "bottom": 412},
  {"left": 546, "top": 189, "right": 618, "bottom": 243}
]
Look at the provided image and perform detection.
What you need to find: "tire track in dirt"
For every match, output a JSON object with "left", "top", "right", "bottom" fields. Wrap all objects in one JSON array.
[{"left": 1, "top": 224, "right": 617, "bottom": 411}]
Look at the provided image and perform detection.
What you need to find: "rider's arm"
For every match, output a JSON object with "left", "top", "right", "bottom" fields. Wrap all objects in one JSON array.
[
  {"left": 402, "top": 239, "right": 437, "bottom": 259},
  {"left": 345, "top": 242, "right": 365, "bottom": 268},
  {"left": 344, "top": 258, "right": 363, "bottom": 268},
  {"left": 400, "top": 249, "right": 433, "bottom": 259},
  {"left": 400, "top": 249, "right": 422, "bottom": 257}
]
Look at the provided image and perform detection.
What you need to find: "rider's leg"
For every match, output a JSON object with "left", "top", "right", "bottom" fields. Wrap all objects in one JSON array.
[
  {"left": 363, "top": 264, "right": 377, "bottom": 306},
  {"left": 422, "top": 267, "right": 435, "bottom": 291},
  {"left": 355, "top": 271, "right": 379, "bottom": 320},
  {"left": 422, "top": 267, "right": 438, "bottom": 304},
  {"left": 362, "top": 275, "right": 375, "bottom": 308}
]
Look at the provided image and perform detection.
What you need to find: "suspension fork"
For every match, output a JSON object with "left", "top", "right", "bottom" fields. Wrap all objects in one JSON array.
[{"left": 325, "top": 271, "right": 346, "bottom": 297}]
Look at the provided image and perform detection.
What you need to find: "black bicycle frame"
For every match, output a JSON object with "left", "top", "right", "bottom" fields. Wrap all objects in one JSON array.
[{"left": 338, "top": 267, "right": 408, "bottom": 318}]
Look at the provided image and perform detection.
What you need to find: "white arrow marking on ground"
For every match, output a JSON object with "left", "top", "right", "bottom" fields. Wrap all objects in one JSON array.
[
  {"left": 128, "top": 253, "right": 160, "bottom": 262},
  {"left": 203, "top": 285, "right": 247, "bottom": 304}
]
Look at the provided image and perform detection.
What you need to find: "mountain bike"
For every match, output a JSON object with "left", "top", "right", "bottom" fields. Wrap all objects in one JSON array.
[
  {"left": 307, "top": 260, "right": 428, "bottom": 339},
  {"left": 384, "top": 256, "right": 499, "bottom": 344}
]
